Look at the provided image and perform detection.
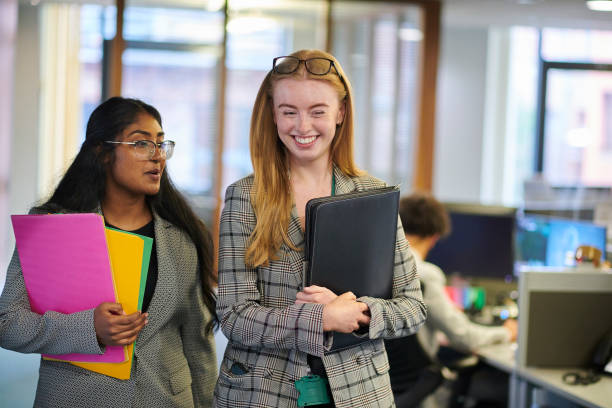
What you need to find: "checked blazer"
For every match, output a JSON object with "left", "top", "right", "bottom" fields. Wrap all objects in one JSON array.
[
  {"left": 214, "top": 167, "right": 427, "bottom": 408},
  {"left": 0, "top": 211, "right": 217, "bottom": 408}
]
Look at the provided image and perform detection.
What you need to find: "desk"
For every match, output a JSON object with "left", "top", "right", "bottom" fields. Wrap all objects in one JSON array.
[{"left": 476, "top": 344, "right": 612, "bottom": 408}]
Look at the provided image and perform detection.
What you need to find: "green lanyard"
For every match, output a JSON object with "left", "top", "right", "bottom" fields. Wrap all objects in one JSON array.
[{"left": 331, "top": 171, "right": 336, "bottom": 196}]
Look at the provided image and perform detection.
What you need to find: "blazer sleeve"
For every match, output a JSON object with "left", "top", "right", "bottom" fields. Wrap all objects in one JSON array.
[
  {"left": 0, "top": 248, "right": 104, "bottom": 355},
  {"left": 217, "top": 182, "right": 330, "bottom": 357},
  {"left": 180, "top": 271, "right": 217, "bottom": 407},
  {"left": 420, "top": 262, "right": 510, "bottom": 352},
  {"left": 357, "top": 216, "right": 427, "bottom": 339}
]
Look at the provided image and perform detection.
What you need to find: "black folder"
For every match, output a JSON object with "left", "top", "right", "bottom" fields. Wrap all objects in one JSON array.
[{"left": 304, "top": 186, "right": 400, "bottom": 352}]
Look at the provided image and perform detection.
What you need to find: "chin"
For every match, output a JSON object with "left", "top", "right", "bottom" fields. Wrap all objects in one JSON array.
[{"left": 143, "top": 185, "right": 161, "bottom": 196}]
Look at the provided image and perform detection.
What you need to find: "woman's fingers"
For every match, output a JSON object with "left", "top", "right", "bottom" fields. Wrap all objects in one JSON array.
[
  {"left": 112, "top": 311, "right": 148, "bottom": 327},
  {"left": 339, "top": 291, "right": 356, "bottom": 301},
  {"left": 302, "top": 285, "right": 325, "bottom": 293},
  {"left": 322, "top": 296, "right": 371, "bottom": 332},
  {"left": 112, "top": 318, "right": 148, "bottom": 344},
  {"left": 296, "top": 286, "right": 338, "bottom": 305},
  {"left": 94, "top": 302, "right": 148, "bottom": 346}
]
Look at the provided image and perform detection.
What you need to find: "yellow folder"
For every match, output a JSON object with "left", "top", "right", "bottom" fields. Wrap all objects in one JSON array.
[{"left": 45, "top": 227, "right": 152, "bottom": 380}]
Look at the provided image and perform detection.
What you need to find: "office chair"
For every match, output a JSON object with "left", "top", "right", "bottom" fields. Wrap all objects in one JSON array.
[
  {"left": 385, "top": 280, "right": 481, "bottom": 407},
  {"left": 385, "top": 334, "right": 444, "bottom": 407}
]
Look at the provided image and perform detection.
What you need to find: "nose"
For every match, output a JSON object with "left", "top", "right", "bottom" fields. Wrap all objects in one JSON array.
[
  {"left": 151, "top": 144, "right": 163, "bottom": 161},
  {"left": 296, "top": 114, "right": 311, "bottom": 134}
]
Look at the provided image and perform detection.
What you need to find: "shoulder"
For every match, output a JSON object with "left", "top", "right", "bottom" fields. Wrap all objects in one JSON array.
[
  {"left": 222, "top": 175, "right": 255, "bottom": 216},
  {"left": 418, "top": 260, "right": 447, "bottom": 285},
  {"left": 224, "top": 174, "right": 254, "bottom": 200},
  {"left": 349, "top": 173, "right": 387, "bottom": 192}
]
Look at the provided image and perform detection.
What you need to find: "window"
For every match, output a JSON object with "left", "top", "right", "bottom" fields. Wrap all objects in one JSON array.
[
  {"left": 332, "top": 1, "right": 422, "bottom": 188},
  {"left": 79, "top": 4, "right": 109, "bottom": 141},
  {"left": 538, "top": 27, "right": 612, "bottom": 188},
  {"left": 543, "top": 68, "right": 612, "bottom": 186},
  {"left": 38, "top": 0, "right": 428, "bottom": 226},
  {"left": 121, "top": 4, "right": 224, "bottom": 223},
  {"left": 604, "top": 93, "right": 612, "bottom": 151},
  {"left": 221, "top": 0, "right": 328, "bottom": 193},
  {"left": 498, "top": 26, "right": 612, "bottom": 205},
  {"left": 541, "top": 28, "right": 612, "bottom": 64}
]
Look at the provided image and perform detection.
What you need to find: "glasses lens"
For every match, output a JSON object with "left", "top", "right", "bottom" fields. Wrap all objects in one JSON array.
[
  {"left": 274, "top": 56, "right": 300, "bottom": 74},
  {"left": 160, "top": 141, "right": 175, "bottom": 160},
  {"left": 133, "top": 140, "right": 155, "bottom": 159},
  {"left": 305, "top": 58, "right": 332, "bottom": 75}
]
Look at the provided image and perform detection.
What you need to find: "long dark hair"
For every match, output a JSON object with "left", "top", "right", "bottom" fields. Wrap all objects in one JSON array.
[{"left": 35, "top": 97, "right": 217, "bottom": 332}]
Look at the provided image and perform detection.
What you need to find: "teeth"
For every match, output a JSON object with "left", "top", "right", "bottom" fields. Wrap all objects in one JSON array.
[{"left": 295, "top": 135, "right": 316, "bottom": 144}]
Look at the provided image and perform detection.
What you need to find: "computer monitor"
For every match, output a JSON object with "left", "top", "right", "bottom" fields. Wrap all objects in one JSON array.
[
  {"left": 517, "top": 269, "right": 612, "bottom": 368},
  {"left": 516, "top": 215, "right": 607, "bottom": 268},
  {"left": 425, "top": 205, "right": 516, "bottom": 280}
]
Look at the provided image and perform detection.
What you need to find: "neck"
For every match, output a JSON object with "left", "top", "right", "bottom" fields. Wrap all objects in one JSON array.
[
  {"left": 101, "top": 188, "right": 152, "bottom": 230},
  {"left": 289, "top": 157, "right": 333, "bottom": 188},
  {"left": 405, "top": 234, "right": 436, "bottom": 259}
]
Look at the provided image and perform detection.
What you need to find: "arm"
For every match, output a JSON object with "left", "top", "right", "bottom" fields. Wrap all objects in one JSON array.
[
  {"left": 357, "top": 218, "right": 427, "bottom": 339},
  {"left": 421, "top": 262, "right": 510, "bottom": 353},
  {"left": 217, "top": 182, "right": 329, "bottom": 356},
  {"left": 181, "top": 273, "right": 217, "bottom": 407},
  {"left": 0, "top": 249, "right": 104, "bottom": 355}
]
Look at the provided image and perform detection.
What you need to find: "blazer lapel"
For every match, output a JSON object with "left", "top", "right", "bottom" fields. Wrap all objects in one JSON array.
[
  {"left": 135, "top": 212, "right": 177, "bottom": 347},
  {"left": 333, "top": 164, "right": 357, "bottom": 195},
  {"left": 287, "top": 205, "right": 304, "bottom": 252}
]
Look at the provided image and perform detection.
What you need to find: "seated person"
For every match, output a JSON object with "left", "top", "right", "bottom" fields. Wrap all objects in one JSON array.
[{"left": 398, "top": 193, "right": 517, "bottom": 407}]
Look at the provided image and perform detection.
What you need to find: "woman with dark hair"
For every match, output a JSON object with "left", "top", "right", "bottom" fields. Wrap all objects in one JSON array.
[{"left": 0, "top": 97, "right": 218, "bottom": 407}]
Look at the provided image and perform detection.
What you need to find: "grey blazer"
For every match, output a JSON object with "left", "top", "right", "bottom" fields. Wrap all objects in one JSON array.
[
  {"left": 214, "top": 168, "right": 427, "bottom": 408},
  {"left": 0, "top": 211, "right": 217, "bottom": 407}
]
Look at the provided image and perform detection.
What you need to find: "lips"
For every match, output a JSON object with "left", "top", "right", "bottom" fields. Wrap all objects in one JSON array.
[{"left": 145, "top": 169, "right": 161, "bottom": 176}]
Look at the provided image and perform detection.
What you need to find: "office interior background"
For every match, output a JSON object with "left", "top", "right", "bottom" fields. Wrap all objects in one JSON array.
[{"left": 1, "top": 0, "right": 612, "bottom": 406}]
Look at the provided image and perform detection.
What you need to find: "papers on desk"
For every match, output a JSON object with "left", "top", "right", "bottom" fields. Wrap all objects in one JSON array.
[{"left": 11, "top": 213, "right": 152, "bottom": 379}]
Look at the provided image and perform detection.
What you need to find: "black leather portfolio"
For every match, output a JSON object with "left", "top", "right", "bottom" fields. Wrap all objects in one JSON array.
[{"left": 304, "top": 186, "right": 400, "bottom": 352}]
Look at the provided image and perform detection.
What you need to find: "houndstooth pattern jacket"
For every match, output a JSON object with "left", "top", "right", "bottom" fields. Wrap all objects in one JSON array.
[
  {"left": 214, "top": 168, "right": 427, "bottom": 408},
  {"left": 0, "top": 211, "right": 217, "bottom": 408}
]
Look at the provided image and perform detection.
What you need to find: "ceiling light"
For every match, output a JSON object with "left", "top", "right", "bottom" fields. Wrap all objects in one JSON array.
[{"left": 586, "top": 0, "right": 612, "bottom": 11}]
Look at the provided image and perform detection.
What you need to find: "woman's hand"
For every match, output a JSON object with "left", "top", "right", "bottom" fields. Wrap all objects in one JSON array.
[
  {"left": 295, "top": 285, "right": 337, "bottom": 304},
  {"left": 93, "top": 302, "right": 148, "bottom": 346},
  {"left": 322, "top": 292, "right": 370, "bottom": 333}
]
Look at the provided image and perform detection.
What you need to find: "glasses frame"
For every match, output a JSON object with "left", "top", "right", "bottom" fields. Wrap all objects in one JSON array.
[
  {"left": 104, "top": 140, "right": 176, "bottom": 160},
  {"left": 272, "top": 56, "right": 344, "bottom": 82}
]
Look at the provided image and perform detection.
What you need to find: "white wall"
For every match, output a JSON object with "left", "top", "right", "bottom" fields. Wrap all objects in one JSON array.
[
  {"left": 433, "top": 26, "right": 488, "bottom": 203},
  {"left": 1, "top": 6, "right": 42, "bottom": 406},
  {"left": 10, "top": 4, "right": 40, "bottom": 216},
  {"left": 0, "top": 0, "right": 18, "bottom": 282},
  {"left": 1, "top": 4, "right": 40, "bottom": 289}
]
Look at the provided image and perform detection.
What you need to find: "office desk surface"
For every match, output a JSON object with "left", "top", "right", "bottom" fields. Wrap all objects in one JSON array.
[
  {"left": 476, "top": 342, "right": 516, "bottom": 373},
  {"left": 517, "top": 366, "right": 612, "bottom": 408},
  {"left": 476, "top": 343, "right": 612, "bottom": 408}
]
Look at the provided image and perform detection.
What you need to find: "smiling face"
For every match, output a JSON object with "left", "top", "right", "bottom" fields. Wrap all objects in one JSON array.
[
  {"left": 272, "top": 78, "right": 345, "bottom": 167},
  {"left": 105, "top": 113, "right": 166, "bottom": 200}
]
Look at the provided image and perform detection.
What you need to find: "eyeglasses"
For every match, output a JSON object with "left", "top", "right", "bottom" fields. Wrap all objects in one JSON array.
[
  {"left": 104, "top": 140, "right": 175, "bottom": 160},
  {"left": 272, "top": 56, "right": 344, "bottom": 82}
]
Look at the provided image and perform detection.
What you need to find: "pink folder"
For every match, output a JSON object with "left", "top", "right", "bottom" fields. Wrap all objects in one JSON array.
[{"left": 11, "top": 213, "right": 126, "bottom": 363}]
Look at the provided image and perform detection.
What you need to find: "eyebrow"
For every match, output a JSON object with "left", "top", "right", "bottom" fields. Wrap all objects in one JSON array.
[
  {"left": 127, "top": 130, "right": 165, "bottom": 138},
  {"left": 277, "top": 103, "right": 330, "bottom": 110}
]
